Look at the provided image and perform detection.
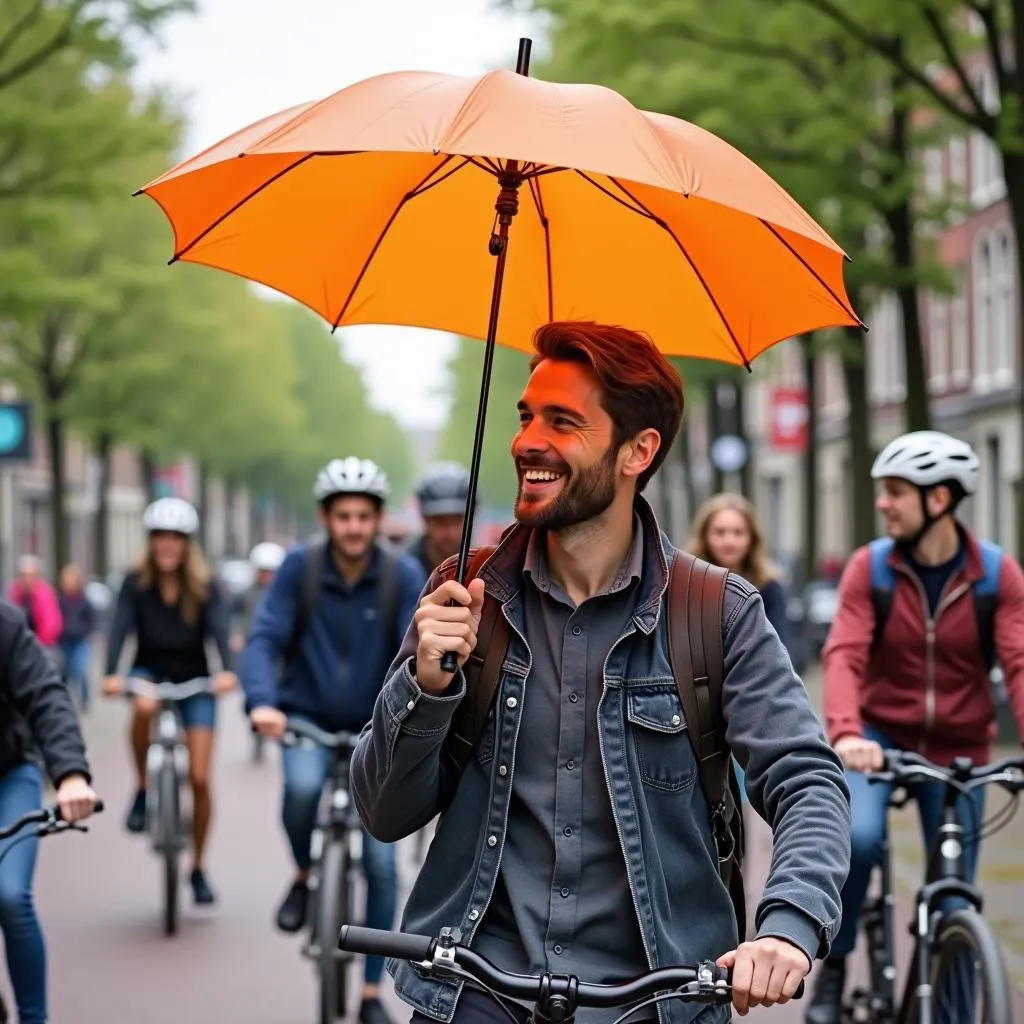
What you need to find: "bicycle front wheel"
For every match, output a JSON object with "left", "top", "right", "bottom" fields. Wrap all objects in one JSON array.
[
  {"left": 928, "top": 909, "right": 1012, "bottom": 1024},
  {"left": 158, "top": 760, "right": 180, "bottom": 937},
  {"left": 315, "top": 838, "right": 349, "bottom": 1023}
]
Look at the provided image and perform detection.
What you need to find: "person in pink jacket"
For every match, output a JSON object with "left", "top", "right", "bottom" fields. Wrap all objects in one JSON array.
[{"left": 7, "top": 555, "right": 63, "bottom": 648}]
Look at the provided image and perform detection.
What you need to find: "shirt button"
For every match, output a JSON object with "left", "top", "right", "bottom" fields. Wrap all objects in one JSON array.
[
  {"left": 572, "top": 625, "right": 582, "bottom": 636},
  {"left": 560, "top": 887, "right": 570, "bottom": 898},
  {"left": 506, "top": 696, "right": 518, "bottom": 709},
  {"left": 553, "top": 945, "right": 563, "bottom": 955},
  {"left": 671, "top": 714, "right": 680, "bottom": 726},
  {"left": 563, "top": 825, "right": 573, "bottom": 837},
  {"left": 498, "top": 764, "right": 508, "bottom": 776},
  {"left": 566, "top": 760, "right": 575, "bottom": 771},
  {"left": 569, "top": 693, "right": 578, "bottom": 704},
  {"left": 487, "top": 835, "right": 497, "bottom": 847},
  {"left": 468, "top": 909, "right": 479, "bottom": 921},
  {"left": 406, "top": 700, "right": 415, "bottom": 711}
]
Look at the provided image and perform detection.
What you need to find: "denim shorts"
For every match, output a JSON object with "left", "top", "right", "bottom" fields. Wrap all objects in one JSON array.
[{"left": 129, "top": 668, "right": 217, "bottom": 731}]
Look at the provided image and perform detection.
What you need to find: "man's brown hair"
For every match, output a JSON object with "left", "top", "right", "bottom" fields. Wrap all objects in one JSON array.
[{"left": 529, "top": 321, "right": 684, "bottom": 491}]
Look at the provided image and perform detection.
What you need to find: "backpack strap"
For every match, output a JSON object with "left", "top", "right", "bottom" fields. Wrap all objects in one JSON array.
[
  {"left": 868, "top": 538, "right": 896, "bottom": 655},
  {"left": 374, "top": 540, "right": 401, "bottom": 652},
  {"left": 667, "top": 551, "right": 730, "bottom": 829},
  {"left": 439, "top": 546, "right": 511, "bottom": 774},
  {"left": 973, "top": 540, "right": 1003, "bottom": 670},
  {"left": 285, "top": 539, "right": 326, "bottom": 664}
]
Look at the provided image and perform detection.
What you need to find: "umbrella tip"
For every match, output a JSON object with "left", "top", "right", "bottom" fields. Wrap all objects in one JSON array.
[
  {"left": 131, "top": 188, "right": 143, "bottom": 197},
  {"left": 167, "top": 255, "right": 179, "bottom": 266}
]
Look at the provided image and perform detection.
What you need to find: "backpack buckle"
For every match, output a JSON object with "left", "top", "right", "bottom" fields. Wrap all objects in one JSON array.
[{"left": 712, "top": 802, "right": 735, "bottom": 863}]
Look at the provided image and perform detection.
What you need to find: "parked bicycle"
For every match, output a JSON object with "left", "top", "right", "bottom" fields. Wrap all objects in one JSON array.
[
  {"left": 0, "top": 801, "right": 103, "bottom": 1024},
  {"left": 844, "top": 749, "right": 1024, "bottom": 1024},
  {"left": 339, "top": 924, "right": 803, "bottom": 1023},
  {"left": 271, "top": 718, "right": 362, "bottom": 1024},
  {"left": 123, "top": 676, "right": 215, "bottom": 937}
]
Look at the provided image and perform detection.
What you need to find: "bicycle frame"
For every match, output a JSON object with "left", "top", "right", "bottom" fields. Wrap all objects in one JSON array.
[{"left": 144, "top": 696, "right": 191, "bottom": 852}]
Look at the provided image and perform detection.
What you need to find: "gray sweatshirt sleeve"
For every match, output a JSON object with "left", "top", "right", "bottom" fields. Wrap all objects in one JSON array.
[
  {"left": 350, "top": 569, "right": 467, "bottom": 843},
  {"left": 721, "top": 574, "right": 851, "bottom": 962}
]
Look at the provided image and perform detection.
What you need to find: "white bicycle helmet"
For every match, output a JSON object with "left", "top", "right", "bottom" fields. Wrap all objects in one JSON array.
[
  {"left": 415, "top": 462, "right": 471, "bottom": 517},
  {"left": 871, "top": 431, "right": 979, "bottom": 495},
  {"left": 313, "top": 457, "right": 390, "bottom": 504},
  {"left": 249, "top": 541, "right": 286, "bottom": 572},
  {"left": 143, "top": 497, "right": 199, "bottom": 536}
]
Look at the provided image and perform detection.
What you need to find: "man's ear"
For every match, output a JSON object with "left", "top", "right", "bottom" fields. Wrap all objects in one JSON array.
[{"left": 620, "top": 428, "right": 661, "bottom": 481}]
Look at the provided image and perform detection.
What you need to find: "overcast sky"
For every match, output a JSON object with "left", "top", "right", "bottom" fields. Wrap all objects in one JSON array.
[{"left": 135, "top": 0, "right": 541, "bottom": 430}]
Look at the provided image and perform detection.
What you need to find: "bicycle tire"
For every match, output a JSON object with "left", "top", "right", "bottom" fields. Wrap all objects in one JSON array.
[
  {"left": 927, "top": 909, "right": 1012, "bottom": 1024},
  {"left": 159, "top": 760, "right": 180, "bottom": 937},
  {"left": 316, "top": 838, "right": 348, "bottom": 1023}
]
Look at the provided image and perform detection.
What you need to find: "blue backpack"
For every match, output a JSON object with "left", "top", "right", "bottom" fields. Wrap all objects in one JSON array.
[{"left": 868, "top": 537, "right": 1003, "bottom": 670}]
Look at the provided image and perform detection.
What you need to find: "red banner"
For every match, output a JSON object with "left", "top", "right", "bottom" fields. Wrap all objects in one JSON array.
[{"left": 770, "top": 387, "right": 809, "bottom": 452}]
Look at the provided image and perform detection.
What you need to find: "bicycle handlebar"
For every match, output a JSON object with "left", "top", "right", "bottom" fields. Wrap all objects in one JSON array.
[
  {"left": 282, "top": 717, "right": 360, "bottom": 752},
  {"left": 338, "top": 926, "right": 804, "bottom": 1006},
  {"left": 870, "top": 750, "right": 1024, "bottom": 793},
  {"left": 123, "top": 676, "right": 215, "bottom": 701},
  {"left": 0, "top": 801, "right": 105, "bottom": 841}
]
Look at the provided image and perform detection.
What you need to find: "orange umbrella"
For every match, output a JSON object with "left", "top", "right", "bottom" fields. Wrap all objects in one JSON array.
[{"left": 139, "top": 39, "right": 860, "bottom": 658}]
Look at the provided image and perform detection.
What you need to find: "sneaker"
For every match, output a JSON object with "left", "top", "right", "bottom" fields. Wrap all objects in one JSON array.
[
  {"left": 805, "top": 957, "right": 846, "bottom": 1024},
  {"left": 125, "top": 789, "right": 147, "bottom": 834},
  {"left": 191, "top": 869, "right": 216, "bottom": 905},
  {"left": 359, "top": 998, "right": 395, "bottom": 1024},
  {"left": 275, "top": 879, "right": 309, "bottom": 933}
]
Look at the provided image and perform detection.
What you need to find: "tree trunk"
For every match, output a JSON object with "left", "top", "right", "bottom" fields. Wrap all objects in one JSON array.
[
  {"left": 1004, "top": 152, "right": 1024, "bottom": 563},
  {"left": 93, "top": 432, "right": 113, "bottom": 579},
  {"left": 140, "top": 450, "right": 157, "bottom": 504},
  {"left": 45, "top": 404, "right": 69, "bottom": 580},
  {"left": 734, "top": 380, "right": 752, "bottom": 499},
  {"left": 886, "top": 55, "right": 931, "bottom": 432},
  {"left": 707, "top": 386, "right": 725, "bottom": 495},
  {"left": 198, "top": 461, "right": 210, "bottom": 552},
  {"left": 678, "top": 416, "right": 698, "bottom": 522},
  {"left": 841, "top": 330, "right": 875, "bottom": 549},
  {"left": 801, "top": 335, "right": 819, "bottom": 584}
]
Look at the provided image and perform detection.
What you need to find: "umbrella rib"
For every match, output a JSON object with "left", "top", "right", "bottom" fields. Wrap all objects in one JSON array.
[
  {"left": 528, "top": 175, "right": 554, "bottom": 321},
  {"left": 168, "top": 153, "right": 317, "bottom": 263},
  {"left": 410, "top": 156, "right": 471, "bottom": 197},
  {"left": 758, "top": 219, "right": 865, "bottom": 328},
  {"left": 608, "top": 176, "right": 752, "bottom": 371},
  {"left": 574, "top": 170, "right": 652, "bottom": 219},
  {"left": 331, "top": 155, "right": 467, "bottom": 332}
]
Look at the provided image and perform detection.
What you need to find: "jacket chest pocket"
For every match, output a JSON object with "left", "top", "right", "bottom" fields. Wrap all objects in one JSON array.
[{"left": 626, "top": 687, "right": 697, "bottom": 793}]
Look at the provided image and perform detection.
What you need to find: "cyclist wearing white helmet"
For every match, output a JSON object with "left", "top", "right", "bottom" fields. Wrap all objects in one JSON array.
[
  {"left": 808, "top": 431, "right": 1024, "bottom": 1023},
  {"left": 409, "top": 462, "right": 472, "bottom": 577},
  {"left": 102, "top": 497, "right": 237, "bottom": 907},
  {"left": 240, "top": 457, "right": 427, "bottom": 1024}
]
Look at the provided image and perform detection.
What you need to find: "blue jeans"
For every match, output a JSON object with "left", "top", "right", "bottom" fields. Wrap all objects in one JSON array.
[
  {"left": 60, "top": 639, "right": 92, "bottom": 711},
  {"left": 0, "top": 763, "right": 46, "bottom": 1024},
  {"left": 281, "top": 723, "right": 397, "bottom": 985},
  {"left": 832, "top": 725, "right": 986, "bottom": 959}
]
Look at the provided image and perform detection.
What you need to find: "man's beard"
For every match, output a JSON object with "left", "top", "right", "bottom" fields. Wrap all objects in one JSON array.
[{"left": 514, "top": 446, "right": 618, "bottom": 532}]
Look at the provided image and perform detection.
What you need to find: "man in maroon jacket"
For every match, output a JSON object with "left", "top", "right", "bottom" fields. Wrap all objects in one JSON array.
[{"left": 806, "top": 430, "right": 1024, "bottom": 1023}]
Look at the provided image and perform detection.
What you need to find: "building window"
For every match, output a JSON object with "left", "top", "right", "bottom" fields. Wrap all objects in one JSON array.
[
  {"left": 948, "top": 135, "right": 967, "bottom": 193},
  {"left": 973, "top": 233, "right": 994, "bottom": 389},
  {"left": 987, "top": 434, "right": 1002, "bottom": 544},
  {"left": 970, "top": 67, "right": 1005, "bottom": 208},
  {"left": 950, "top": 268, "right": 970, "bottom": 386},
  {"left": 868, "top": 292, "right": 905, "bottom": 403},
  {"left": 927, "top": 291, "right": 949, "bottom": 392},
  {"left": 993, "top": 228, "right": 1015, "bottom": 381},
  {"left": 923, "top": 146, "right": 944, "bottom": 199}
]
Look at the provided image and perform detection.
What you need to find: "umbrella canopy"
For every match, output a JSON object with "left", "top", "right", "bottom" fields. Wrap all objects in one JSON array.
[{"left": 140, "top": 61, "right": 860, "bottom": 367}]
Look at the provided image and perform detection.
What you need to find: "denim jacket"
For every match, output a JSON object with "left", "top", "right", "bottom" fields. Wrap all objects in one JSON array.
[{"left": 351, "top": 499, "right": 851, "bottom": 1024}]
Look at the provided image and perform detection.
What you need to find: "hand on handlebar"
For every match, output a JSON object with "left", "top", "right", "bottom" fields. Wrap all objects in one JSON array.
[
  {"left": 250, "top": 706, "right": 287, "bottom": 739},
  {"left": 212, "top": 670, "right": 238, "bottom": 695},
  {"left": 835, "top": 735, "right": 884, "bottom": 773},
  {"left": 55, "top": 774, "right": 99, "bottom": 824},
  {"left": 717, "top": 937, "right": 810, "bottom": 1016},
  {"left": 102, "top": 674, "right": 124, "bottom": 697}
]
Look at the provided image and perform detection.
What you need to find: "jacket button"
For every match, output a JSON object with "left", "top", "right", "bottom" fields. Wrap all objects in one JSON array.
[
  {"left": 671, "top": 714, "right": 680, "bottom": 726},
  {"left": 498, "top": 765, "right": 508, "bottom": 776},
  {"left": 487, "top": 835, "right": 497, "bottom": 847},
  {"left": 553, "top": 945, "right": 563, "bottom": 955},
  {"left": 468, "top": 910, "right": 479, "bottom": 921},
  {"left": 560, "top": 887, "right": 570, "bottom": 898},
  {"left": 506, "top": 696, "right": 518, "bottom": 709},
  {"left": 407, "top": 700, "right": 416, "bottom": 711}
]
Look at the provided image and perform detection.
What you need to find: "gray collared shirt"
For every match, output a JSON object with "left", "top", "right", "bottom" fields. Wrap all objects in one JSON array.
[{"left": 473, "top": 517, "right": 650, "bottom": 1015}]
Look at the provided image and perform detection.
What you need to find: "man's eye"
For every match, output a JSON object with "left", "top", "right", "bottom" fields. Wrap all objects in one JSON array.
[{"left": 554, "top": 417, "right": 573, "bottom": 427}]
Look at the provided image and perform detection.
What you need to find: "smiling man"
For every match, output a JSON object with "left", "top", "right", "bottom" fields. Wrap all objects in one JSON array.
[
  {"left": 352, "top": 321, "right": 851, "bottom": 1024},
  {"left": 811, "top": 431, "right": 1024, "bottom": 1024}
]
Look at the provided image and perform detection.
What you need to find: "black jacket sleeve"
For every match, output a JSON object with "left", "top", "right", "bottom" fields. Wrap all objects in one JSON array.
[
  {"left": 1, "top": 601, "right": 91, "bottom": 786},
  {"left": 105, "top": 573, "right": 138, "bottom": 674}
]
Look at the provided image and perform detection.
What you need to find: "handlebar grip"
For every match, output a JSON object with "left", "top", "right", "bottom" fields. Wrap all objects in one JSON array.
[{"left": 339, "top": 926, "right": 435, "bottom": 963}]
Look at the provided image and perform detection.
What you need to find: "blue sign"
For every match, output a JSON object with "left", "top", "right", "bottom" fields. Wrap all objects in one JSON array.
[{"left": 0, "top": 403, "right": 31, "bottom": 461}]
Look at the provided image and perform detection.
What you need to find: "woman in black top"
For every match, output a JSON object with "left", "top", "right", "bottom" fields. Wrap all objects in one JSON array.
[{"left": 103, "top": 498, "right": 236, "bottom": 905}]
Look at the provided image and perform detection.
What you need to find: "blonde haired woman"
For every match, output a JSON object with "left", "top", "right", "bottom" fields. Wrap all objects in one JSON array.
[
  {"left": 689, "top": 492, "right": 791, "bottom": 649},
  {"left": 102, "top": 498, "right": 236, "bottom": 905}
]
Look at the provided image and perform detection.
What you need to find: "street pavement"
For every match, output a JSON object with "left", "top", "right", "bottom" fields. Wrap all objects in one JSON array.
[{"left": 2, "top": 666, "right": 1023, "bottom": 1022}]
